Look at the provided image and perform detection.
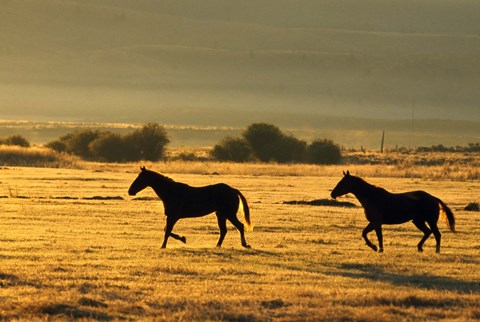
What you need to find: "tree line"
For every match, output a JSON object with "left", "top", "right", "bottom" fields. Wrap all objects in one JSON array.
[
  {"left": 5, "top": 123, "right": 480, "bottom": 164},
  {"left": 212, "top": 123, "right": 342, "bottom": 164},
  {"left": 0, "top": 122, "right": 344, "bottom": 164}
]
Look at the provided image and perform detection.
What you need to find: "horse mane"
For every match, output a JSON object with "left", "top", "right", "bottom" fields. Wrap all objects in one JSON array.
[
  {"left": 351, "top": 175, "right": 388, "bottom": 196},
  {"left": 144, "top": 169, "right": 175, "bottom": 183}
]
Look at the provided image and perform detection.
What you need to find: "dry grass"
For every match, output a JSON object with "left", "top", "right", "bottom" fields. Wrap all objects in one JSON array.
[
  {"left": 0, "top": 165, "right": 479, "bottom": 321},
  {"left": 0, "top": 145, "right": 78, "bottom": 168}
]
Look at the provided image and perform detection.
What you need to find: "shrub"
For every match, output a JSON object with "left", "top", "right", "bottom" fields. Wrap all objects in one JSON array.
[
  {"left": 45, "top": 140, "right": 68, "bottom": 153},
  {"left": 0, "top": 135, "right": 30, "bottom": 147},
  {"left": 243, "top": 123, "right": 285, "bottom": 162},
  {"left": 243, "top": 123, "right": 306, "bottom": 163},
  {"left": 62, "top": 130, "right": 101, "bottom": 159},
  {"left": 45, "top": 123, "right": 170, "bottom": 162},
  {"left": 211, "top": 137, "right": 252, "bottom": 162},
  {"left": 215, "top": 123, "right": 341, "bottom": 164},
  {"left": 306, "top": 139, "right": 342, "bottom": 164},
  {"left": 275, "top": 135, "right": 307, "bottom": 163},
  {"left": 123, "top": 123, "right": 170, "bottom": 161},
  {"left": 89, "top": 132, "right": 127, "bottom": 162}
]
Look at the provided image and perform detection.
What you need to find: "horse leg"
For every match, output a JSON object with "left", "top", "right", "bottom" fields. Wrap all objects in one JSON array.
[
  {"left": 161, "top": 216, "right": 178, "bottom": 249},
  {"left": 413, "top": 220, "right": 432, "bottom": 252},
  {"left": 170, "top": 232, "right": 187, "bottom": 244},
  {"left": 216, "top": 214, "right": 227, "bottom": 247},
  {"left": 227, "top": 215, "right": 250, "bottom": 248},
  {"left": 374, "top": 226, "right": 384, "bottom": 253},
  {"left": 428, "top": 220, "right": 442, "bottom": 253},
  {"left": 362, "top": 222, "right": 378, "bottom": 252}
]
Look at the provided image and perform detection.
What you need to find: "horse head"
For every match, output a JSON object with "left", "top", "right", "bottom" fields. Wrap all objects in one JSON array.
[
  {"left": 331, "top": 170, "right": 353, "bottom": 199},
  {"left": 128, "top": 166, "right": 151, "bottom": 196}
]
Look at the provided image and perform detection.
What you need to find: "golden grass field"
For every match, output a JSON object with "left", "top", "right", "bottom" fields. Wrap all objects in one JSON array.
[{"left": 0, "top": 162, "right": 479, "bottom": 321}]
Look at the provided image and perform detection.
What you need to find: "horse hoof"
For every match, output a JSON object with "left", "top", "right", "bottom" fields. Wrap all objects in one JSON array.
[
  {"left": 180, "top": 237, "right": 187, "bottom": 244},
  {"left": 371, "top": 245, "right": 378, "bottom": 252},
  {"left": 379, "top": 248, "right": 384, "bottom": 253},
  {"left": 243, "top": 244, "right": 251, "bottom": 249}
]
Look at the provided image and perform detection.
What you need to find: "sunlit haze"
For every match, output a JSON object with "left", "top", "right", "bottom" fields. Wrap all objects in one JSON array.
[{"left": 1, "top": 0, "right": 480, "bottom": 146}]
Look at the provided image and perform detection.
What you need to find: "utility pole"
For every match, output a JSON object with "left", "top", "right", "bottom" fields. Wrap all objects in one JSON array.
[
  {"left": 411, "top": 101, "right": 415, "bottom": 150},
  {"left": 380, "top": 130, "right": 385, "bottom": 153}
]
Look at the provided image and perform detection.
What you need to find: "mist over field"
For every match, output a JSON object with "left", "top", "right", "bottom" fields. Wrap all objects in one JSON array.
[{"left": 1, "top": 0, "right": 480, "bottom": 146}]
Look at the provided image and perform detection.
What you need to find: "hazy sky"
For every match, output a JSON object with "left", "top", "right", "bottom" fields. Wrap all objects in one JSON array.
[{"left": 1, "top": 0, "right": 479, "bottom": 123}]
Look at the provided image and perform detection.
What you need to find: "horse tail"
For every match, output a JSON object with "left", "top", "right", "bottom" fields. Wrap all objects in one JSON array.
[
  {"left": 237, "top": 190, "right": 253, "bottom": 231},
  {"left": 437, "top": 198, "right": 456, "bottom": 232}
]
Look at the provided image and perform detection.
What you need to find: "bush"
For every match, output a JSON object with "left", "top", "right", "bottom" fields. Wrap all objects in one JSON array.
[
  {"left": 213, "top": 123, "right": 342, "bottom": 164},
  {"left": 45, "top": 123, "right": 170, "bottom": 162},
  {"left": 211, "top": 137, "right": 252, "bottom": 162},
  {"left": 0, "top": 135, "right": 30, "bottom": 147},
  {"left": 62, "top": 130, "right": 101, "bottom": 159},
  {"left": 123, "top": 123, "right": 170, "bottom": 161},
  {"left": 45, "top": 140, "right": 68, "bottom": 153},
  {"left": 243, "top": 123, "right": 284, "bottom": 162},
  {"left": 306, "top": 139, "right": 342, "bottom": 164},
  {"left": 243, "top": 123, "right": 306, "bottom": 163},
  {"left": 89, "top": 132, "right": 127, "bottom": 162},
  {"left": 275, "top": 135, "right": 307, "bottom": 163}
]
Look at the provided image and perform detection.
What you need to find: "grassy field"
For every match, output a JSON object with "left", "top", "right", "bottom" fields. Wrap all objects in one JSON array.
[{"left": 0, "top": 164, "right": 479, "bottom": 321}]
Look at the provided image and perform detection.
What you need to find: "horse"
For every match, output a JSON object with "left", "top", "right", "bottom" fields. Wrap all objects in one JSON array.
[
  {"left": 331, "top": 171, "right": 455, "bottom": 253},
  {"left": 128, "top": 167, "right": 252, "bottom": 249}
]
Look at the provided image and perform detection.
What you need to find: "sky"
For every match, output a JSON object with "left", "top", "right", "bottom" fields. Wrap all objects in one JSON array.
[{"left": 1, "top": 0, "right": 480, "bottom": 124}]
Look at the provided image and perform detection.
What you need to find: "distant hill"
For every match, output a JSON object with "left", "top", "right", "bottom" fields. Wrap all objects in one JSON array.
[{"left": 1, "top": 0, "right": 479, "bottom": 125}]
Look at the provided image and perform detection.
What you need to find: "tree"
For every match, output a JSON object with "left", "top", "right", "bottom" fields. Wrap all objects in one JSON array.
[
  {"left": 307, "top": 139, "right": 342, "bottom": 164},
  {"left": 1, "top": 135, "right": 30, "bottom": 147},
  {"left": 274, "top": 135, "right": 307, "bottom": 163},
  {"left": 89, "top": 132, "right": 126, "bottom": 162},
  {"left": 243, "top": 123, "right": 285, "bottom": 162},
  {"left": 64, "top": 130, "right": 101, "bottom": 159},
  {"left": 124, "top": 123, "right": 169, "bottom": 161},
  {"left": 211, "top": 137, "right": 252, "bottom": 162},
  {"left": 45, "top": 140, "right": 67, "bottom": 153},
  {"left": 243, "top": 123, "right": 307, "bottom": 163}
]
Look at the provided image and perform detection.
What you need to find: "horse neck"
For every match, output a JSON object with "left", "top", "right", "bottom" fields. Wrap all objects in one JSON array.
[
  {"left": 149, "top": 176, "right": 174, "bottom": 200},
  {"left": 350, "top": 177, "right": 381, "bottom": 204}
]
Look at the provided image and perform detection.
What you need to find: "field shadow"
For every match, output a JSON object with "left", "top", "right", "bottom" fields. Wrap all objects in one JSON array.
[
  {"left": 330, "top": 263, "right": 479, "bottom": 294},
  {"left": 38, "top": 303, "right": 112, "bottom": 321},
  {"left": 0, "top": 272, "right": 41, "bottom": 288},
  {"left": 283, "top": 198, "right": 357, "bottom": 208}
]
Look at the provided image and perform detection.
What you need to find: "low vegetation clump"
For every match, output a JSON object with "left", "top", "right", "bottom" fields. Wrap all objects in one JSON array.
[
  {"left": 212, "top": 123, "right": 342, "bottom": 164},
  {"left": 0, "top": 134, "right": 30, "bottom": 147},
  {"left": 417, "top": 143, "right": 480, "bottom": 153},
  {"left": 46, "top": 123, "right": 169, "bottom": 162}
]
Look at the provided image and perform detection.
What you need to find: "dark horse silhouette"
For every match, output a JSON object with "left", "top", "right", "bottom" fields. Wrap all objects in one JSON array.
[
  {"left": 331, "top": 171, "right": 455, "bottom": 253},
  {"left": 128, "top": 167, "right": 252, "bottom": 249}
]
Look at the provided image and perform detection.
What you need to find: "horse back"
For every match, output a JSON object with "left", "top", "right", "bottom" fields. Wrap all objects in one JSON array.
[
  {"left": 368, "top": 190, "right": 440, "bottom": 224},
  {"left": 166, "top": 182, "right": 239, "bottom": 217}
]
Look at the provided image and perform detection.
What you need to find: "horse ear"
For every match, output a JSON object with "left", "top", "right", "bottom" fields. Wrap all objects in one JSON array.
[
  {"left": 346, "top": 170, "right": 350, "bottom": 176},
  {"left": 140, "top": 166, "right": 146, "bottom": 172},
  {"left": 343, "top": 170, "right": 346, "bottom": 176}
]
